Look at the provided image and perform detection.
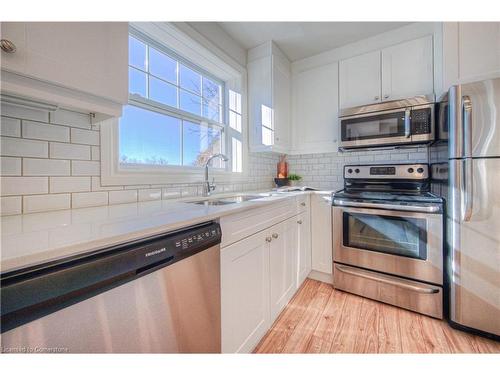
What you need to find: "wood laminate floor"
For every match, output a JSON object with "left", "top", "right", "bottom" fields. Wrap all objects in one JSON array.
[{"left": 254, "top": 278, "right": 500, "bottom": 353}]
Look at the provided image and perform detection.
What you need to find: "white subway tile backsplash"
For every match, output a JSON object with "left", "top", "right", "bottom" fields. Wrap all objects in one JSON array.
[
  {"left": 91, "top": 176, "right": 122, "bottom": 191},
  {"left": 50, "top": 109, "right": 91, "bottom": 129},
  {"left": 1, "top": 137, "right": 48, "bottom": 158},
  {"left": 72, "top": 191, "right": 108, "bottom": 208},
  {"left": 1, "top": 177, "right": 48, "bottom": 196},
  {"left": 22, "top": 120, "right": 70, "bottom": 142},
  {"left": 138, "top": 188, "right": 162, "bottom": 201},
  {"left": 71, "top": 128, "right": 99, "bottom": 145},
  {"left": 109, "top": 190, "right": 138, "bottom": 205},
  {"left": 50, "top": 176, "right": 91, "bottom": 193},
  {"left": 71, "top": 160, "right": 100, "bottom": 176},
  {"left": 50, "top": 142, "right": 90, "bottom": 160},
  {"left": 91, "top": 146, "right": 100, "bottom": 160},
  {"left": 1, "top": 117, "right": 21, "bottom": 137},
  {"left": 1, "top": 196, "right": 22, "bottom": 215},
  {"left": 23, "top": 194, "right": 71, "bottom": 213},
  {"left": 1, "top": 103, "right": 49, "bottom": 123},
  {"left": 162, "top": 187, "right": 182, "bottom": 200},
  {"left": 1, "top": 157, "right": 22, "bottom": 176},
  {"left": 23, "top": 158, "right": 70, "bottom": 176}
]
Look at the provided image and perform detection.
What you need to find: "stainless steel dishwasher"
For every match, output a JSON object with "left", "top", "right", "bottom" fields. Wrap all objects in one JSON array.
[{"left": 1, "top": 221, "right": 221, "bottom": 353}]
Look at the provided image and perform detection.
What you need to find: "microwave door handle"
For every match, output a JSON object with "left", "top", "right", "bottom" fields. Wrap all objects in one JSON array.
[{"left": 404, "top": 108, "right": 411, "bottom": 138}]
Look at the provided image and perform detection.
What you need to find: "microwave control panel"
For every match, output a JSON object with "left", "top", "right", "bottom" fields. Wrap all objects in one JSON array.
[{"left": 411, "top": 107, "right": 432, "bottom": 135}]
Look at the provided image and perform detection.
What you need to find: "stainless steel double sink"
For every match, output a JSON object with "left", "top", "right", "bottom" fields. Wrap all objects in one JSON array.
[{"left": 187, "top": 192, "right": 285, "bottom": 206}]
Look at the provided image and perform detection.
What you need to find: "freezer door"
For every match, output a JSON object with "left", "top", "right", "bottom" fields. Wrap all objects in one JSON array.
[
  {"left": 461, "top": 78, "right": 500, "bottom": 158},
  {"left": 448, "top": 159, "right": 500, "bottom": 336}
]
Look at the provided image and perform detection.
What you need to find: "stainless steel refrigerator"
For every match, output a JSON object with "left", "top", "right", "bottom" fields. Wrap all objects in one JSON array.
[{"left": 447, "top": 78, "right": 500, "bottom": 339}]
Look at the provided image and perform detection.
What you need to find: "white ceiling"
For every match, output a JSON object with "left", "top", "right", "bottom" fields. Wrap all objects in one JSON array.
[{"left": 218, "top": 22, "right": 411, "bottom": 61}]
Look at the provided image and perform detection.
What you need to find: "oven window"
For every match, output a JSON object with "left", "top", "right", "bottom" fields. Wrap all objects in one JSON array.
[
  {"left": 341, "top": 111, "right": 405, "bottom": 141},
  {"left": 343, "top": 212, "right": 427, "bottom": 260}
]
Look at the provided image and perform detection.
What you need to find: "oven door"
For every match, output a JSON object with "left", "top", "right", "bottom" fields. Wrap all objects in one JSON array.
[
  {"left": 333, "top": 205, "right": 443, "bottom": 285},
  {"left": 339, "top": 108, "right": 411, "bottom": 149}
]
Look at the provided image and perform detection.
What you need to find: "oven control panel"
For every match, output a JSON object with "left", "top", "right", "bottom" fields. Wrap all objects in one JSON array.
[{"left": 344, "top": 164, "right": 429, "bottom": 180}]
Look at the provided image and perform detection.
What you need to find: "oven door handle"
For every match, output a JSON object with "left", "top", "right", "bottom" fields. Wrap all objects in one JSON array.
[
  {"left": 334, "top": 264, "right": 440, "bottom": 294},
  {"left": 332, "top": 198, "right": 441, "bottom": 213}
]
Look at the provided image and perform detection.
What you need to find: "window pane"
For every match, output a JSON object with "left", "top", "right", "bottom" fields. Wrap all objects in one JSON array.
[
  {"left": 229, "top": 90, "right": 242, "bottom": 113},
  {"left": 202, "top": 77, "right": 220, "bottom": 105},
  {"left": 262, "top": 127, "right": 274, "bottom": 146},
  {"left": 180, "top": 90, "right": 202, "bottom": 116},
  {"left": 202, "top": 100, "right": 221, "bottom": 122},
  {"left": 229, "top": 110, "right": 242, "bottom": 132},
  {"left": 129, "top": 67, "right": 147, "bottom": 97},
  {"left": 149, "top": 47, "right": 177, "bottom": 84},
  {"left": 149, "top": 77, "right": 177, "bottom": 107},
  {"left": 129, "top": 36, "right": 147, "bottom": 71},
  {"left": 261, "top": 105, "right": 274, "bottom": 130},
  {"left": 183, "top": 121, "right": 223, "bottom": 167},
  {"left": 119, "top": 105, "right": 181, "bottom": 165},
  {"left": 180, "top": 65, "right": 201, "bottom": 94},
  {"left": 232, "top": 137, "right": 242, "bottom": 173}
]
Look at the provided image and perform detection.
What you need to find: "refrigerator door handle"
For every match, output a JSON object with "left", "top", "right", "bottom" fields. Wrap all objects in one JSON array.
[
  {"left": 463, "top": 96, "right": 472, "bottom": 157},
  {"left": 462, "top": 158, "right": 474, "bottom": 222}
]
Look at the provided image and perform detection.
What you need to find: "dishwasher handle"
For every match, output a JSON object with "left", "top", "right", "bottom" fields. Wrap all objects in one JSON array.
[{"left": 0, "top": 222, "right": 221, "bottom": 333}]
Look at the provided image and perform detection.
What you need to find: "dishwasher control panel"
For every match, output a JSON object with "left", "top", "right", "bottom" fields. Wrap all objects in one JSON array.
[{"left": 175, "top": 226, "right": 221, "bottom": 250}]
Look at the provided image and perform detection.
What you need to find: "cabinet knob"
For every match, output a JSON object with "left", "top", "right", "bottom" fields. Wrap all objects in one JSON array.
[
  {"left": 384, "top": 94, "right": 390, "bottom": 99},
  {"left": 265, "top": 236, "right": 272, "bottom": 243},
  {"left": 272, "top": 233, "right": 279, "bottom": 239},
  {"left": 300, "top": 202, "right": 306, "bottom": 207},
  {"left": 374, "top": 96, "right": 380, "bottom": 101},
  {"left": 297, "top": 220, "right": 303, "bottom": 224},
  {"left": 1, "top": 39, "right": 17, "bottom": 53}
]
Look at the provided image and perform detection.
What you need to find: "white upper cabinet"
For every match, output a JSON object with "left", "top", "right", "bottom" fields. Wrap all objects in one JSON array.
[
  {"left": 339, "top": 50, "right": 381, "bottom": 109},
  {"left": 248, "top": 41, "right": 291, "bottom": 153},
  {"left": 1, "top": 22, "right": 128, "bottom": 119},
  {"left": 339, "top": 36, "right": 434, "bottom": 109},
  {"left": 291, "top": 62, "right": 339, "bottom": 154},
  {"left": 381, "top": 35, "right": 434, "bottom": 102},
  {"left": 443, "top": 22, "right": 500, "bottom": 88}
]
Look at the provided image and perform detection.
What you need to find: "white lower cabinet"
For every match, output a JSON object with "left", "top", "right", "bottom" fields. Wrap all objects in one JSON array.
[
  {"left": 221, "top": 198, "right": 312, "bottom": 353},
  {"left": 311, "top": 194, "right": 333, "bottom": 276},
  {"left": 221, "top": 230, "right": 270, "bottom": 353},
  {"left": 296, "top": 211, "right": 312, "bottom": 288},
  {"left": 269, "top": 216, "right": 299, "bottom": 321}
]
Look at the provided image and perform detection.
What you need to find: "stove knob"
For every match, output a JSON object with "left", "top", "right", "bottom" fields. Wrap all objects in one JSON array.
[
  {"left": 355, "top": 168, "right": 360, "bottom": 174},
  {"left": 408, "top": 167, "right": 414, "bottom": 173},
  {"left": 417, "top": 167, "right": 424, "bottom": 174},
  {"left": 347, "top": 168, "right": 353, "bottom": 174}
]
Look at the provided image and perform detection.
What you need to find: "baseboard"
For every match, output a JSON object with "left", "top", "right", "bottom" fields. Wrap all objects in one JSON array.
[{"left": 308, "top": 270, "right": 333, "bottom": 284}]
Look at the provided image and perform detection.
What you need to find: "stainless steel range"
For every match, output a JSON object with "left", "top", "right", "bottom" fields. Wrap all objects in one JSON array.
[{"left": 332, "top": 163, "right": 444, "bottom": 319}]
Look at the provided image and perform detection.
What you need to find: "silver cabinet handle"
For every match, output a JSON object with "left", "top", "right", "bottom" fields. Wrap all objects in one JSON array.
[
  {"left": 265, "top": 236, "right": 272, "bottom": 243},
  {"left": 272, "top": 233, "right": 279, "bottom": 239},
  {"left": 462, "top": 96, "right": 473, "bottom": 222},
  {"left": 0, "top": 39, "right": 16, "bottom": 53},
  {"left": 334, "top": 264, "right": 440, "bottom": 294},
  {"left": 297, "top": 220, "right": 303, "bottom": 224},
  {"left": 384, "top": 94, "right": 390, "bottom": 99},
  {"left": 300, "top": 202, "right": 306, "bottom": 207},
  {"left": 404, "top": 108, "right": 411, "bottom": 138},
  {"left": 374, "top": 96, "right": 380, "bottom": 101}
]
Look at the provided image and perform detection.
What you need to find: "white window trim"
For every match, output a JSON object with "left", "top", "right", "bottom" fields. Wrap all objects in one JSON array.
[{"left": 100, "top": 22, "right": 249, "bottom": 186}]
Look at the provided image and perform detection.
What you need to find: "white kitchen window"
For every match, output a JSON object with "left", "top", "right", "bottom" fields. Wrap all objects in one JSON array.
[{"left": 100, "top": 23, "right": 247, "bottom": 186}]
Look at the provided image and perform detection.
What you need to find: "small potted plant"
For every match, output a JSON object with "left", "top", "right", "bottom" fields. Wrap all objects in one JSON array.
[{"left": 288, "top": 173, "right": 302, "bottom": 187}]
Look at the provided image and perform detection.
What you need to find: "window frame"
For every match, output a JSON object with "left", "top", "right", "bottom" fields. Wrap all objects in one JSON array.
[{"left": 100, "top": 22, "right": 248, "bottom": 186}]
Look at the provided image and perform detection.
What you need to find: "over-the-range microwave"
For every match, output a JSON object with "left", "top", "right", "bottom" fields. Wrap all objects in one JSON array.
[{"left": 338, "top": 95, "right": 436, "bottom": 150}]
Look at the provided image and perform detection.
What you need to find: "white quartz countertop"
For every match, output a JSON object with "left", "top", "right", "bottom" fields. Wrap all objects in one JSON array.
[{"left": 1, "top": 190, "right": 333, "bottom": 274}]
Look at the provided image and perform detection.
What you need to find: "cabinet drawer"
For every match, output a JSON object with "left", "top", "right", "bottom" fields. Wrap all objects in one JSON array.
[{"left": 220, "top": 199, "right": 295, "bottom": 247}]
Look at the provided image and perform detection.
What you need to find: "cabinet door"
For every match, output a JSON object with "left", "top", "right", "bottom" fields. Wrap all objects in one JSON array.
[
  {"left": 0, "top": 22, "right": 128, "bottom": 105},
  {"left": 221, "top": 230, "right": 270, "bottom": 353},
  {"left": 339, "top": 50, "right": 381, "bottom": 109},
  {"left": 269, "top": 216, "right": 298, "bottom": 321},
  {"left": 458, "top": 22, "right": 500, "bottom": 83},
  {"left": 292, "top": 62, "right": 339, "bottom": 154},
  {"left": 296, "top": 211, "right": 312, "bottom": 288},
  {"left": 311, "top": 194, "right": 333, "bottom": 275},
  {"left": 273, "top": 56, "right": 291, "bottom": 151},
  {"left": 381, "top": 35, "right": 434, "bottom": 101}
]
